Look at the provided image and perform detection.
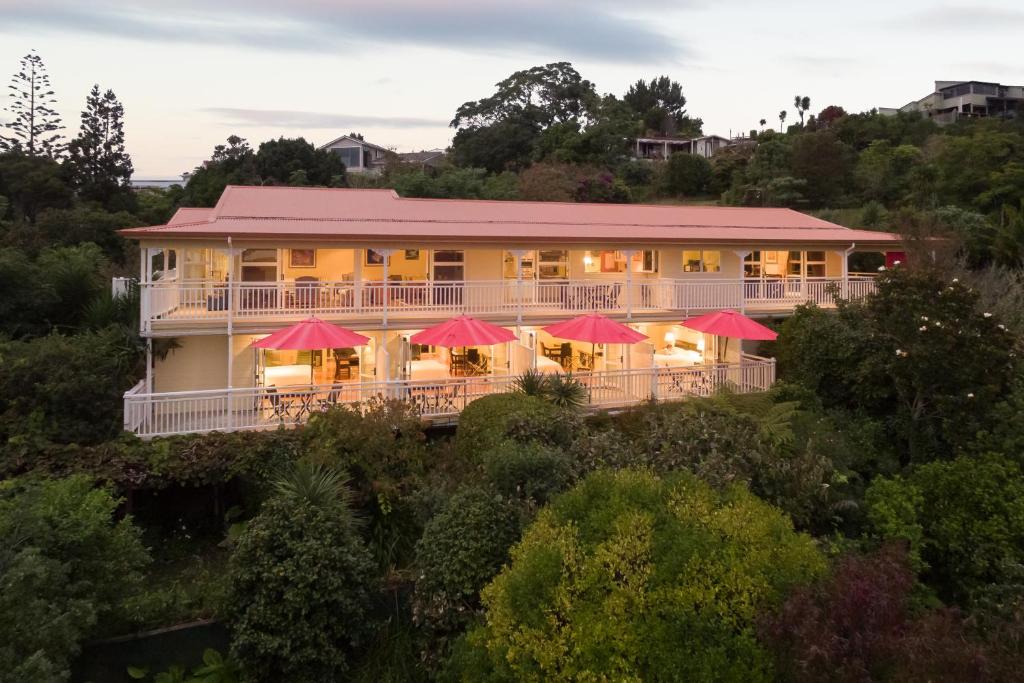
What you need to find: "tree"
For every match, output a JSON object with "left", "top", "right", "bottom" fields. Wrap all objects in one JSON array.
[
  {"left": 661, "top": 152, "right": 712, "bottom": 196},
  {"left": 793, "top": 95, "right": 811, "bottom": 126},
  {"left": 450, "top": 62, "right": 598, "bottom": 172},
  {"left": 0, "top": 51, "right": 65, "bottom": 157},
  {"left": 623, "top": 76, "right": 702, "bottom": 138},
  {"left": 788, "top": 130, "right": 853, "bottom": 206},
  {"left": 254, "top": 137, "right": 346, "bottom": 187},
  {"left": 0, "top": 475, "right": 149, "bottom": 681},
  {"left": 776, "top": 267, "right": 1017, "bottom": 462},
  {"left": 458, "top": 469, "right": 824, "bottom": 681},
  {"left": 760, "top": 545, "right": 991, "bottom": 683},
  {"left": 778, "top": 109, "right": 787, "bottom": 132},
  {"left": 866, "top": 453, "right": 1024, "bottom": 603},
  {"left": 759, "top": 118, "right": 767, "bottom": 131},
  {"left": 228, "top": 463, "right": 376, "bottom": 682},
  {"left": 817, "top": 105, "right": 847, "bottom": 127},
  {"left": 0, "top": 152, "right": 73, "bottom": 222},
  {"left": 66, "top": 85, "right": 134, "bottom": 210},
  {"left": 413, "top": 486, "right": 522, "bottom": 634}
]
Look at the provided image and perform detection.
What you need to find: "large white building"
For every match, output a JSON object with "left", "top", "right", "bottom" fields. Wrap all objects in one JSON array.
[{"left": 881, "top": 80, "right": 1024, "bottom": 125}]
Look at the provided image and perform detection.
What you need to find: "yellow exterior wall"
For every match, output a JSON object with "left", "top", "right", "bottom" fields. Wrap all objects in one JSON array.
[
  {"left": 280, "top": 248, "right": 356, "bottom": 281},
  {"left": 154, "top": 334, "right": 258, "bottom": 392}
]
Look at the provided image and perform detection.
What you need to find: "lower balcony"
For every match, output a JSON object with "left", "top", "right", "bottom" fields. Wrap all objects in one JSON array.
[
  {"left": 141, "top": 277, "right": 875, "bottom": 329},
  {"left": 123, "top": 355, "right": 776, "bottom": 438}
]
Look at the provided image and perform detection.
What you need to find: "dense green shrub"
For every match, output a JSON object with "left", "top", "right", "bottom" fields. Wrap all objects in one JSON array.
[
  {"left": 456, "top": 469, "right": 824, "bottom": 681},
  {"left": 1, "top": 429, "right": 302, "bottom": 490},
  {"left": 456, "top": 393, "right": 578, "bottom": 460},
  {"left": 866, "top": 453, "right": 1024, "bottom": 602},
  {"left": 228, "top": 464, "right": 376, "bottom": 682},
  {"left": 776, "top": 267, "right": 1017, "bottom": 462},
  {"left": 574, "top": 400, "right": 767, "bottom": 488},
  {"left": 481, "top": 439, "right": 574, "bottom": 507},
  {"left": 0, "top": 325, "right": 143, "bottom": 445},
  {"left": 413, "top": 487, "right": 521, "bottom": 634},
  {"left": 0, "top": 475, "right": 149, "bottom": 681}
]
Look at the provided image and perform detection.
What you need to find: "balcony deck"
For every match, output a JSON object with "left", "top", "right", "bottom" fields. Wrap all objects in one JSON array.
[
  {"left": 124, "top": 356, "right": 776, "bottom": 437},
  {"left": 141, "top": 277, "right": 875, "bottom": 332}
]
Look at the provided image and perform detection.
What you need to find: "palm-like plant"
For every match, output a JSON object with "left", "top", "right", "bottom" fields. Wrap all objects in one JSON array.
[
  {"left": 759, "top": 118, "right": 766, "bottom": 131},
  {"left": 546, "top": 373, "right": 588, "bottom": 410},
  {"left": 778, "top": 109, "right": 787, "bottom": 132},
  {"left": 273, "top": 461, "right": 357, "bottom": 520},
  {"left": 794, "top": 95, "right": 811, "bottom": 126},
  {"left": 514, "top": 367, "right": 550, "bottom": 397}
]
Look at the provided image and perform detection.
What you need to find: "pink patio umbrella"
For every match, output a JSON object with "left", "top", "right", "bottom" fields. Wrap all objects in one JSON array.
[
  {"left": 411, "top": 315, "right": 518, "bottom": 377},
  {"left": 680, "top": 309, "right": 777, "bottom": 361},
  {"left": 410, "top": 314, "right": 518, "bottom": 347},
  {"left": 542, "top": 313, "right": 648, "bottom": 370},
  {"left": 251, "top": 316, "right": 370, "bottom": 384}
]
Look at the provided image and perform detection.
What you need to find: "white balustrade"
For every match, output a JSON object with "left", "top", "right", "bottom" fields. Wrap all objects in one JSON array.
[
  {"left": 139, "top": 276, "right": 876, "bottom": 325},
  {"left": 123, "top": 357, "right": 777, "bottom": 437}
]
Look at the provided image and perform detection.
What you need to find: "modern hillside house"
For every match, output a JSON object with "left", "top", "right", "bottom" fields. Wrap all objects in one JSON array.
[{"left": 120, "top": 186, "right": 901, "bottom": 437}]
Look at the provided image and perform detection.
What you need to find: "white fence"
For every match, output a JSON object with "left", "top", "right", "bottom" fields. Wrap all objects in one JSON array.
[
  {"left": 139, "top": 277, "right": 875, "bottom": 326},
  {"left": 124, "top": 355, "right": 776, "bottom": 437}
]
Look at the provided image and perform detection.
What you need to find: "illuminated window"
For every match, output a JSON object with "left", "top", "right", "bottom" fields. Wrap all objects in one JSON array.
[{"left": 682, "top": 250, "right": 721, "bottom": 273}]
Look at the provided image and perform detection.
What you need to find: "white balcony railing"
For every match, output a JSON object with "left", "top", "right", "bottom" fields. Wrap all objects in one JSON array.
[
  {"left": 139, "top": 277, "right": 875, "bottom": 327},
  {"left": 124, "top": 355, "right": 776, "bottom": 437}
]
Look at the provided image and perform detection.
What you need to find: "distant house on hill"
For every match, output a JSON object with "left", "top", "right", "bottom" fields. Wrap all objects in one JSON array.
[
  {"left": 881, "top": 80, "right": 1024, "bottom": 125},
  {"left": 397, "top": 149, "right": 447, "bottom": 171},
  {"left": 317, "top": 134, "right": 393, "bottom": 175},
  {"left": 632, "top": 135, "right": 731, "bottom": 161}
]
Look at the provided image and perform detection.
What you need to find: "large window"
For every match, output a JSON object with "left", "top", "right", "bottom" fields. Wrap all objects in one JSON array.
[
  {"left": 786, "top": 250, "right": 826, "bottom": 277},
  {"left": 743, "top": 251, "right": 762, "bottom": 277},
  {"left": 682, "top": 250, "right": 721, "bottom": 273},
  {"left": 432, "top": 250, "right": 464, "bottom": 282},
  {"left": 503, "top": 249, "right": 567, "bottom": 279},
  {"left": 332, "top": 146, "right": 361, "bottom": 169},
  {"left": 583, "top": 250, "right": 658, "bottom": 274}
]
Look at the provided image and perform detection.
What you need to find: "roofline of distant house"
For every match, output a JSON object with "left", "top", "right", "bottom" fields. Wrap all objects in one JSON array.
[{"left": 316, "top": 134, "right": 392, "bottom": 153}]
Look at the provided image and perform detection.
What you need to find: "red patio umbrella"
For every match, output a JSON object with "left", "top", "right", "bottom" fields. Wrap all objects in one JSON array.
[
  {"left": 410, "top": 315, "right": 517, "bottom": 378},
  {"left": 410, "top": 315, "right": 517, "bottom": 347},
  {"left": 251, "top": 316, "right": 370, "bottom": 383},
  {"left": 681, "top": 309, "right": 777, "bottom": 361},
  {"left": 542, "top": 313, "right": 648, "bottom": 370},
  {"left": 680, "top": 310, "right": 777, "bottom": 341}
]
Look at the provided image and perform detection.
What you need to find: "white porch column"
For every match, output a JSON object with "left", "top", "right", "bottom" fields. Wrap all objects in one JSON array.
[
  {"left": 510, "top": 249, "right": 526, "bottom": 324},
  {"left": 140, "top": 246, "right": 150, "bottom": 335},
  {"left": 623, "top": 249, "right": 636, "bottom": 320},
  {"left": 226, "top": 238, "right": 236, "bottom": 392},
  {"left": 733, "top": 250, "right": 751, "bottom": 313},
  {"left": 841, "top": 243, "right": 855, "bottom": 299},
  {"left": 379, "top": 248, "right": 393, "bottom": 327},
  {"left": 353, "top": 249, "right": 363, "bottom": 313}
]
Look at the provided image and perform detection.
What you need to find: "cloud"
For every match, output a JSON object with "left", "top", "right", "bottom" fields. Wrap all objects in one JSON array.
[
  {"left": 900, "top": 3, "right": 1024, "bottom": 30},
  {"left": 0, "top": 1, "right": 689, "bottom": 63},
  {"left": 204, "top": 107, "right": 448, "bottom": 129}
]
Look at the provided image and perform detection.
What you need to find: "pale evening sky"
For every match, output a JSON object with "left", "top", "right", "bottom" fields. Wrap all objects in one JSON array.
[{"left": 0, "top": 1, "right": 1022, "bottom": 177}]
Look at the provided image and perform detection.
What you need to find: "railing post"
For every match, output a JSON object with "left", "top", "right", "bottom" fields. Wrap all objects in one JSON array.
[
  {"left": 623, "top": 249, "right": 635, "bottom": 319},
  {"left": 733, "top": 250, "right": 750, "bottom": 313},
  {"left": 380, "top": 248, "right": 393, "bottom": 326},
  {"left": 511, "top": 250, "right": 526, "bottom": 324}
]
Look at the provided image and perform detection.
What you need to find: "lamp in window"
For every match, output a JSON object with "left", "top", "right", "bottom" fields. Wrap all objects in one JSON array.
[
  {"left": 663, "top": 331, "right": 676, "bottom": 353},
  {"left": 583, "top": 252, "right": 593, "bottom": 267},
  {"left": 696, "top": 337, "right": 705, "bottom": 352}
]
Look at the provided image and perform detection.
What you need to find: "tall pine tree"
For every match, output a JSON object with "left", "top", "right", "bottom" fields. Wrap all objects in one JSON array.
[
  {"left": 0, "top": 51, "right": 65, "bottom": 157},
  {"left": 67, "top": 85, "right": 134, "bottom": 208}
]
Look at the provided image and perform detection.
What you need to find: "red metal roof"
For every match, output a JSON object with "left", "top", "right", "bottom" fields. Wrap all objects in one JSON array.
[{"left": 121, "top": 185, "right": 902, "bottom": 247}]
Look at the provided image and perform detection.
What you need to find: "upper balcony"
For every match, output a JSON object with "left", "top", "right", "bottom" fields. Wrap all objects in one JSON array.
[{"left": 141, "top": 274, "right": 876, "bottom": 333}]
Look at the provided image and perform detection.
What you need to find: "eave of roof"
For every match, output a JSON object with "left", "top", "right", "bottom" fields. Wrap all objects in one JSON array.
[{"left": 120, "top": 185, "right": 902, "bottom": 248}]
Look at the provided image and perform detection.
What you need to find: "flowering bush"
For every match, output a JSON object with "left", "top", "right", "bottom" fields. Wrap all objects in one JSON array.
[{"left": 777, "top": 266, "right": 1016, "bottom": 462}]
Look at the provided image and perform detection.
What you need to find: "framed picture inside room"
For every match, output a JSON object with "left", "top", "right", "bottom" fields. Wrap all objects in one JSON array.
[
  {"left": 404, "top": 249, "right": 420, "bottom": 260},
  {"left": 365, "top": 249, "right": 386, "bottom": 266},
  {"left": 289, "top": 249, "right": 316, "bottom": 268}
]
